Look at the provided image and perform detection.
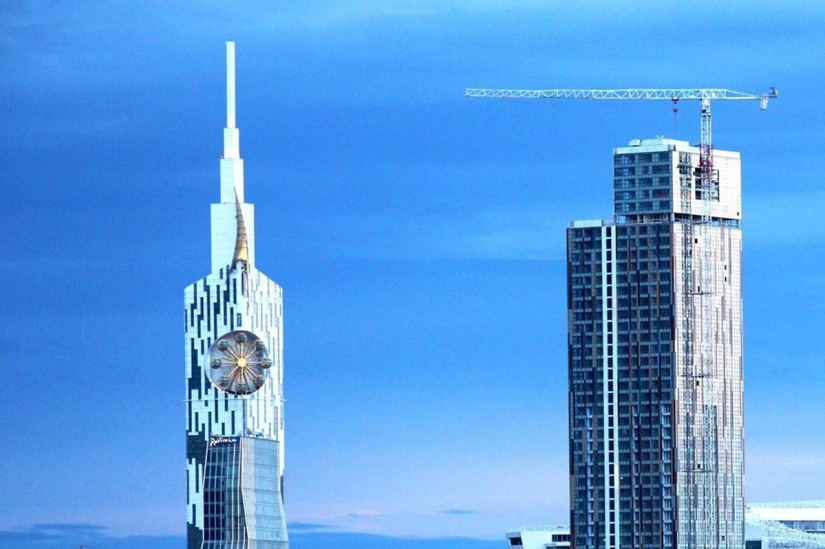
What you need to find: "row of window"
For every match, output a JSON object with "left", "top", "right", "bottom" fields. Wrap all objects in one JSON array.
[
  {"left": 571, "top": 310, "right": 672, "bottom": 323},
  {"left": 571, "top": 255, "right": 672, "bottom": 269},
  {"left": 570, "top": 368, "right": 674, "bottom": 381},
  {"left": 617, "top": 200, "right": 673, "bottom": 212},
  {"left": 570, "top": 224, "right": 673, "bottom": 239},
  {"left": 571, "top": 355, "right": 674, "bottom": 368},
  {"left": 570, "top": 255, "right": 672, "bottom": 267},
  {"left": 615, "top": 188, "right": 672, "bottom": 200},
  {"left": 569, "top": 281, "right": 672, "bottom": 294},
  {"left": 571, "top": 286, "right": 673, "bottom": 301},
  {"left": 615, "top": 176, "right": 672, "bottom": 188},
  {"left": 615, "top": 152, "right": 672, "bottom": 165},
  {"left": 615, "top": 164, "right": 672, "bottom": 177},
  {"left": 572, "top": 415, "right": 673, "bottom": 431}
]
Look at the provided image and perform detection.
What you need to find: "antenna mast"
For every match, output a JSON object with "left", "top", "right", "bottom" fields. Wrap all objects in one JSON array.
[{"left": 226, "top": 41, "right": 236, "bottom": 129}]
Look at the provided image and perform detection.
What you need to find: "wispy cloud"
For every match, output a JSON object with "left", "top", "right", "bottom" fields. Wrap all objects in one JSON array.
[
  {"left": 348, "top": 511, "right": 388, "bottom": 518},
  {"left": 0, "top": 523, "right": 106, "bottom": 542},
  {"left": 262, "top": 0, "right": 607, "bottom": 29},
  {"left": 435, "top": 209, "right": 564, "bottom": 260},
  {"left": 289, "top": 521, "right": 334, "bottom": 531},
  {"left": 290, "top": 530, "right": 502, "bottom": 549},
  {"left": 314, "top": 207, "right": 568, "bottom": 261},
  {"left": 747, "top": 191, "right": 825, "bottom": 247},
  {"left": 0, "top": 523, "right": 183, "bottom": 549},
  {"left": 441, "top": 509, "right": 478, "bottom": 515}
]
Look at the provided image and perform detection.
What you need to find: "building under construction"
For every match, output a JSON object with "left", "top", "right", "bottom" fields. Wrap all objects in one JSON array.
[{"left": 566, "top": 137, "right": 744, "bottom": 549}]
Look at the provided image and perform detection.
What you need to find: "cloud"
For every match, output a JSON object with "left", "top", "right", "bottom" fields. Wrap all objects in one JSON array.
[
  {"left": 252, "top": 0, "right": 613, "bottom": 29},
  {"left": 304, "top": 207, "right": 568, "bottom": 261},
  {"left": 0, "top": 523, "right": 183, "bottom": 549},
  {"left": 290, "top": 522, "right": 335, "bottom": 532},
  {"left": 0, "top": 523, "right": 107, "bottom": 542},
  {"left": 0, "top": 523, "right": 503, "bottom": 549},
  {"left": 746, "top": 191, "right": 825, "bottom": 247},
  {"left": 347, "top": 511, "right": 388, "bottom": 518},
  {"left": 290, "top": 531, "right": 502, "bottom": 549},
  {"left": 441, "top": 509, "right": 478, "bottom": 515},
  {"left": 436, "top": 210, "right": 564, "bottom": 260}
]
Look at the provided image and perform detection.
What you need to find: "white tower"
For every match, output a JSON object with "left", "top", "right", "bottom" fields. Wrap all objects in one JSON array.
[{"left": 185, "top": 42, "right": 288, "bottom": 549}]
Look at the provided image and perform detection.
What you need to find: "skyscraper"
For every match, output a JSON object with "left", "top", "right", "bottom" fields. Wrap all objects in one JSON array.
[
  {"left": 567, "top": 138, "right": 744, "bottom": 549},
  {"left": 185, "top": 42, "right": 288, "bottom": 549}
]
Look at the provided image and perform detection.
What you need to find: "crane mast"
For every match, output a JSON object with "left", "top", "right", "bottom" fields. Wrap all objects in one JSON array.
[{"left": 468, "top": 87, "right": 777, "bottom": 549}]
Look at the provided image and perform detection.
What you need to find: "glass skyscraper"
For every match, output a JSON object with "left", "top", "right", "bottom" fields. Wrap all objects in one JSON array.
[
  {"left": 567, "top": 138, "right": 744, "bottom": 549},
  {"left": 185, "top": 43, "right": 288, "bottom": 549}
]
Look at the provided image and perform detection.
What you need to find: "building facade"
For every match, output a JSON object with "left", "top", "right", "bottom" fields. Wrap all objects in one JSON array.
[
  {"left": 746, "top": 502, "right": 825, "bottom": 548},
  {"left": 507, "top": 526, "right": 572, "bottom": 549},
  {"left": 567, "top": 138, "right": 744, "bottom": 549},
  {"left": 185, "top": 42, "right": 288, "bottom": 549}
]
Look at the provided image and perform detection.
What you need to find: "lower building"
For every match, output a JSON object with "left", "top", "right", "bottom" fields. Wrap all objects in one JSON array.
[
  {"left": 746, "top": 502, "right": 825, "bottom": 548},
  {"left": 202, "top": 436, "right": 287, "bottom": 549},
  {"left": 507, "top": 526, "right": 571, "bottom": 549}
]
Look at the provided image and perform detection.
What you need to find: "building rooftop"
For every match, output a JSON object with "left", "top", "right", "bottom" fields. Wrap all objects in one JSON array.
[{"left": 626, "top": 137, "right": 690, "bottom": 148}]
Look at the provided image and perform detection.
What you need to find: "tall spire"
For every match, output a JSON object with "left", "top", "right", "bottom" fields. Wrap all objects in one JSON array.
[
  {"left": 221, "top": 40, "right": 242, "bottom": 200},
  {"left": 212, "top": 41, "right": 254, "bottom": 273},
  {"left": 226, "top": 41, "right": 236, "bottom": 129}
]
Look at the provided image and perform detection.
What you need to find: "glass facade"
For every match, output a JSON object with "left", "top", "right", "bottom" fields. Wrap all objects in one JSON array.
[
  {"left": 567, "top": 139, "right": 744, "bottom": 549},
  {"left": 202, "top": 436, "right": 288, "bottom": 549},
  {"left": 568, "top": 222, "right": 676, "bottom": 549}
]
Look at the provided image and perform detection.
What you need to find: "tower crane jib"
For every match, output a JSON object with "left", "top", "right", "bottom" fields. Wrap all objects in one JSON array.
[{"left": 465, "top": 87, "right": 778, "bottom": 106}]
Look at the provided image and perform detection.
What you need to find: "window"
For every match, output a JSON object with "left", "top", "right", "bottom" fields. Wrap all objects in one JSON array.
[{"left": 615, "top": 167, "right": 636, "bottom": 176}]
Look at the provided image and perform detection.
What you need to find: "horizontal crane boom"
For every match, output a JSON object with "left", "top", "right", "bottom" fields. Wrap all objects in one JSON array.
[{"left": 466, "top": 87, "right": 778, "bottom": 108}]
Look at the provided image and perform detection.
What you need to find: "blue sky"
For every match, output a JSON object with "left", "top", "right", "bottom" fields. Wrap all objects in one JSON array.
[{"left": 1, "top": 1, "right": 824, "bottom": 548}]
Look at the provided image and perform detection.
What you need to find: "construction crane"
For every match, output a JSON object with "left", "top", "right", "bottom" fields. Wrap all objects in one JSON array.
[
  {"left": 464, "top": 89, "right": 777, "bottom": 210},
  {"left": 467, "top": 87, "right": 777, "bottom": 549}
]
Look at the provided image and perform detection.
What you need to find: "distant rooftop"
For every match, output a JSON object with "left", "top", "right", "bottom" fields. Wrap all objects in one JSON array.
[
  {"left": 569, "top": 219, "right": 608, "bottom": 228},
  {"left": 626, "top": 137, "right": 690, "bottom": 147},
  {"left": 507, "top": 526, "right": 569, "bottom": 533},
  {"left": 748, "top": 501, "right": 825, "bottom": 521}
]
